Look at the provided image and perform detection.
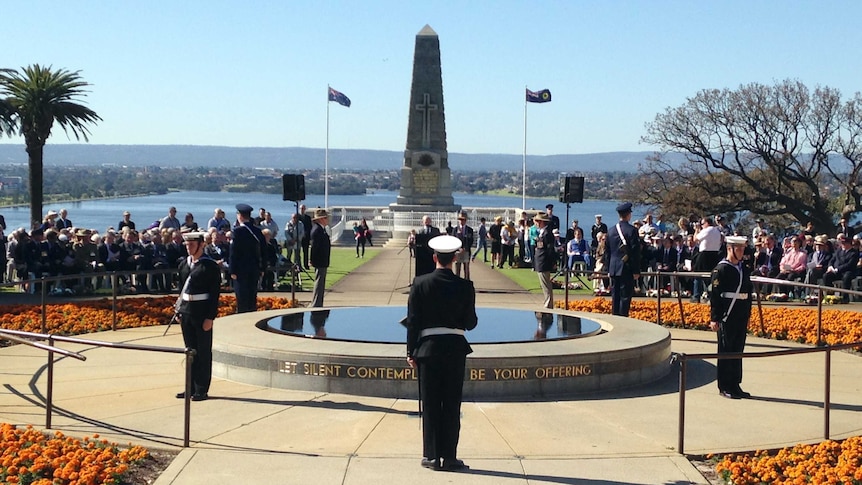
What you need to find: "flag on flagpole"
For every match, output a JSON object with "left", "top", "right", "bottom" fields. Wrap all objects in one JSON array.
[
  {"left": 328, "top": 87, "right": 351, "bottom": 107},
  {"left": 526, "top": 88, "right": 552, "bottom": 103}
]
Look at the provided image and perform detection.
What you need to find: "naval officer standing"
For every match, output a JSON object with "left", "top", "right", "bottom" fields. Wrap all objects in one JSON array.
[
  {"left": 709, "top": 235, "right": 754, "bottom": 399},
  {"left": 229, "top": 203, "right": 266, "bottom": 313},
  {"left": 174, "top": 231, "right": 222, "bottom": 401},
  {"left": 406, "top": 235, "right": 478, "bottom": 471}
]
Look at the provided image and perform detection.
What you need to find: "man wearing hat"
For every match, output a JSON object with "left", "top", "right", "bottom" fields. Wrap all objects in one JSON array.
[
  {"left": 709, "top": 235, "right": 754, "bottom": 399},
  {"left": 309, "top": 208, "right": 332, "bottom": 307},
  {"left": 545, "top": 204, "right": 560, "bottom": 233},
  {"left": 452, "top": 211, "right": 474, "bottom": 280},
  {"left": 805, "top": 235, "right": 832, "bottom": 290},
  {"left": 590, "top": 214, "right": 608, "bottom": 266},
  {"left": 405, "top": 235, "right": 477, "bottom": 471},
  {"left": 229, "top": 203, "right": 266, "bottom": 313},
  {"left": 414, "top": 216, "right": 441, "bottom": 278},
  {"left": 533, "top": 212, "right": 556, "bottom": 309},
  {"left": 175, "top": 231, "right": 222, "bottom": 402},
  {"left": 606, "top": 202, "right": 641, "bottom": 316}
]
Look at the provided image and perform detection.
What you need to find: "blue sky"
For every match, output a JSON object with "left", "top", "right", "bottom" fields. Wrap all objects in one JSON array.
[{"left": 3, "top": 0, "right": 861, "bottom": 155}]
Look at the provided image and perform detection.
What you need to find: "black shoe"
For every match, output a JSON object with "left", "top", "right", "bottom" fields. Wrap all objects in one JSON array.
[
  {"left": 175, "top": 391, "right": 186, "bottom": 399},
  {"left": 442, "top": 458, "right": 468, "bottom": 471},
  {"left": 719, "top": 390, "right": 741, "bottom": 400},
  {"left": 191, "top": 393, "right": 208, "bottom": 402},
  {"left": 420, "top": 458, "right": 440, "bottom": 470},
  {"left": 734, "top": 387, "right": 751, "bottom": 399}
]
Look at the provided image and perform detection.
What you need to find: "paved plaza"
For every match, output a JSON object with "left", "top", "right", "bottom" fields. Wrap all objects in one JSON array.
[{"left": 1, "top": 248, "right": 860, "bottom": 484}]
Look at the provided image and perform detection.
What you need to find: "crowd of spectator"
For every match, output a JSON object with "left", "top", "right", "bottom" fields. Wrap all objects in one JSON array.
[{"left": 0, "top": 205, "right": 308, "bottom": 295}]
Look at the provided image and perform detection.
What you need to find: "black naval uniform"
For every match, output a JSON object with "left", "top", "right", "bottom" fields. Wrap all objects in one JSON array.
[
  {"left": 406, "top": 268, "right": 478, "bottom": 468},
  {"left": 709, "top": 257, "right": 753, "bottom": 395},
  {"left": 229, "top": 221, "right": 265, "bottom": 313},
  {"left": 605, "top": 219, "right": 641, "bottom": 316},
  {"left": 177, "top": 255, "right": 222, "bottom": 398}
]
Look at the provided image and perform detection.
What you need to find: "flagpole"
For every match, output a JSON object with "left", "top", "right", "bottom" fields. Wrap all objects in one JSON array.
[
  {"left": 325, "top": 85, "right": 330, "bottom": 209},
  {"left": 522, "top": 85, "right": 528, "bottom": 211}
]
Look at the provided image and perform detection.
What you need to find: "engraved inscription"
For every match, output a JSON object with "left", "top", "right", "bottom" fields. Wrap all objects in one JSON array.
[
  {"left": 278, "top": 361, "right": 593, "bottom": 381},
  {"left": 413, "top": 168, "right": 438, "bottom": 194}
]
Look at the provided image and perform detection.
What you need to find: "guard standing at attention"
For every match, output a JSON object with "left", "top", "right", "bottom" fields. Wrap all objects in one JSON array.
[
  {"left": 229, "top": 203, "right": 265, "bottom": 313},
  {"left": 309, "top": 208, "right": 331, "bottom": 307},
  {"left": 709, "top": 235, "right": 754, "bottom": 399},
  {"left": 174, "top": 231, "right": 222, "bottom": 402},
  {"left": 406, "top": 235, "right": 478, "bottom": 472},
  {"left": 605, "top": 202, "right": 641, "bottom": 316}
]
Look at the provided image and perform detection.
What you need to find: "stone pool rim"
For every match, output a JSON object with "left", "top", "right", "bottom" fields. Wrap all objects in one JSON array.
[{"left": 212, "top": 305, "right": 672, "bottom": 400}]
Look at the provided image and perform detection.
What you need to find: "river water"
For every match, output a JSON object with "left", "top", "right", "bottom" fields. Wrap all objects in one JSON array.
[{"left": 0, "top": 191, "right": 625, "bottom": 233}]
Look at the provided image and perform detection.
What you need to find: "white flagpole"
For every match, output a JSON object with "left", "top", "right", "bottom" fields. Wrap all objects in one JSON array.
[
  {"left": 522, "top": 86, "right": 528, "bottom": 211},
  {"left": 325, "top": 85, "right": 330, "bottom": 209}
]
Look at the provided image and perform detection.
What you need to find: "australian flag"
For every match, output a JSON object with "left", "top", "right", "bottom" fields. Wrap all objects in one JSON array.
[
  {"left": 328, "top": 87, "right": 351, "bottom": 107},
  {"left": 526, "top": 88, "right": 552, "bottom": 103}
]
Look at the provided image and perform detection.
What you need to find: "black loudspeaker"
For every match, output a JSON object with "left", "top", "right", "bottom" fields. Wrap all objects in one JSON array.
[
  {"left": 559, "top": 176, "right": 584, "bottom": 204},
  {"left": 282, "top": 174, "right": 306, "bottom": 201}
]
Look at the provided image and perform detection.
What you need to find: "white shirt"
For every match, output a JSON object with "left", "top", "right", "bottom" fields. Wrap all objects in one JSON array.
[{"left": 696, "top": 225, "right": 722, "bottom": 252}]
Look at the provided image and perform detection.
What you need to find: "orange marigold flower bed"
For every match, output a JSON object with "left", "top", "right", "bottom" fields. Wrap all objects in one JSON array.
[
  {"left": 0, "top": 423, "right": 149, "bottom": 485},
  {"left": 560, "top": 298, "right": 862, "bottom": 349},
  {"left": 0, "top": 295, "right": 298, "bottom": 336},
  {"left": 714, "top": 436, "right": 862, "bottom": 484}
]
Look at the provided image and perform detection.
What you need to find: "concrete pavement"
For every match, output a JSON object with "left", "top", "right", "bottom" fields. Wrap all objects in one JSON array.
[{"left": 1, "top": 248, "right": 860, "bottom": 484}]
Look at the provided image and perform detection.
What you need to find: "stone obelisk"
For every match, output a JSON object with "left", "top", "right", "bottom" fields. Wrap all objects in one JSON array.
[{"left": 391, "top": 25, "right": 460, "bottom": 213}]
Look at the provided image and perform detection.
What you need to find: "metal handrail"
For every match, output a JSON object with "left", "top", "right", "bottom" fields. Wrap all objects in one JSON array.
[
  {"left": 0, "top": 328, "right": 196, "bottom": 447},
  {"left": 673, "top": 340, "right": 862, "bottom": 455}
]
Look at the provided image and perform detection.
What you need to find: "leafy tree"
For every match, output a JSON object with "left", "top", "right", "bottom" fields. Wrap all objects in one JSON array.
[
  {"left": 637, "top": 79, "right": 861, "bottom": 236},
  {"left": 0, "top": 65, "right": 101, "bottom": 227}
]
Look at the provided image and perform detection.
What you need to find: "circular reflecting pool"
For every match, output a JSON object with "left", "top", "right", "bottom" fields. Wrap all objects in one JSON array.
[{"left": 262, "top": 307, "right": 602, "bottom": 344}]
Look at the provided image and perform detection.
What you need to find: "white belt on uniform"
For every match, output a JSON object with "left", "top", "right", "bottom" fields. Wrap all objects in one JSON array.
[
  {"left": 720, "top": 292, "right": 749, "bottom": 300},
  {"left": 181, "top": 293, "right": 210, "bottom": 302},
  {"left": 420, "top": 327, "right": 465, "bottom": 338}
]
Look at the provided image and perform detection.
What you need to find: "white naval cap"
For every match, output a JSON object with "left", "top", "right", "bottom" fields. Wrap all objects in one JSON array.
[
  {"left": 182, "top": 231, "right": 207, "bottom": 242},
  {"left": 428, "top": 235, "right": 462, "bottom": 254},
  {"left": 725, "top": 235, "right": 748, "bottom": 245}
]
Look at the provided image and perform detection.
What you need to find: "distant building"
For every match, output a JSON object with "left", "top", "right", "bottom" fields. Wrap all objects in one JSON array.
[{"left": 0, "top": 176, "right": 23, "bottom": 192}]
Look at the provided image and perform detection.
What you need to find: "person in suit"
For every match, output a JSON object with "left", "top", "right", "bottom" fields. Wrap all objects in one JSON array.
[
  {"left": 533, "top": 212, "right": 556, "bottom": 309},
  {"left": 605, "top": 202, "right": 642, "bottom": 316},
  {"left": 229, "top": 203, "right": 265, "bottom": 313},
  {"left": 656, "top": 235, "right": 678, "bottom": 293},
  {"left": 452, "top": 211, "right": 474, "bottom": 280},
  {"left": 545, "top": 204, "right": 560, "bottom": 233},
  {"left": 405, "top": 235, "right": 477, "bottom": 472},
  {"left": 298, "top": 204, "right": 313, "bottom": 270},
  {"left": 174, "top": 231, "right": 222, "bottom": 402},
  {"left": 54, "top": 208, "right": 72, "bottom": 230},
  {"left": 309, "top": 208, "right": 332, "bottom": 307},
  {"left": 823, "top": 233, "right": 859, "bottom": 303},
  {"left": 118, "top": 211, "right": 135, "bottom": 232},
  {"left": 414, "top": 215, "right": 441, "bottom": 279},
  {"left": 709, "top": 235, "right": 754, "bottom": 399}
]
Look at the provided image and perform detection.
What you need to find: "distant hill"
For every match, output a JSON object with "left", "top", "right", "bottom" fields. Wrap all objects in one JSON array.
[{"left": 0, "top": 144, "right": 656, "bottom": 172}]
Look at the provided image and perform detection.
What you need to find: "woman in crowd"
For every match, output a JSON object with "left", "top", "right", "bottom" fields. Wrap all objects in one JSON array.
[
  {"left": 359, "top": 218, "right": 373, "bottom": 246},
  {"left": 567, "top": 226, "right": 590, "bottom": 272}
]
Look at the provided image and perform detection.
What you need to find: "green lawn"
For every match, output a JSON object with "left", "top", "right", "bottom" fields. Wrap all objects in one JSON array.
[
  {"left": 471, "top": 259, "right": 597, "bottom": 296},
  {"left": 280, "top": 247, "right": 381, "bottom": 292}
]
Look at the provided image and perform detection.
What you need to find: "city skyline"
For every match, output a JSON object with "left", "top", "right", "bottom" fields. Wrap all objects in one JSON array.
[{"left": 2, "top": 0, "right": 861, "bottom": 156}]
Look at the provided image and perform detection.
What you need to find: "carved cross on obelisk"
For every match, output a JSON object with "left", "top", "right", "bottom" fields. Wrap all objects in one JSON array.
[{"left": 415, "top": 93, "right": 438, "bottom": 149}]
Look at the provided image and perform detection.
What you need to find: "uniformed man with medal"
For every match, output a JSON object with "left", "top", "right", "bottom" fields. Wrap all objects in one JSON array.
[
  {"left": 709, "top": 235, "right": 754, "bottom": 399},
  {"left": 174, "top": 231, "right": 222, "bottom": 402}
]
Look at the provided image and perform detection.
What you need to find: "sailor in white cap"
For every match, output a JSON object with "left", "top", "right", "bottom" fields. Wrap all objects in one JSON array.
[
  {"left": 709, "top": 234, "right": 754, "bottom": 399},
  {"left": 405, "top": 234, "right": 477, "bottom": 471},
  {"left": 174, "top": 231, "right": 222, "bottom": 402}
]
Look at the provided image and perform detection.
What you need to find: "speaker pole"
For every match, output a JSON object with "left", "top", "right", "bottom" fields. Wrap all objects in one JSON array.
[{"left": 564, "top": 202, "right": 571, "bottom": 309}]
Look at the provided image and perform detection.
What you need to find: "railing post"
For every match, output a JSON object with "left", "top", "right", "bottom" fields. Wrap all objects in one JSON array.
[
  {"left": 111, "top": 273, "right": 118, "bottom": 331},
  {"left": 656, "top": 273, "right": 663, "bottom": 326},
  {"left": 184, "top": 349, "right": 194, "bottom": 447},
  {"left": 46, "top": 335, "right": 54, "bottom": 429},
  {"left": 678, "top": 355, "right": 687, "bottom": 455},
  {"left": 824, "top": 346, "right": 831, "bottom": 440},
  {"left": 816, "top": 290, "right": 823, "bottom": 346},
  {"left": 41, "top": 277, "right": 48, "bottom": 333}
]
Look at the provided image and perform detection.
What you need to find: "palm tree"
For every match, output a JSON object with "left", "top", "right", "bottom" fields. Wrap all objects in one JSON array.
[{"left": 0, "top": 65, "right": 101, "bottom": 227}]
